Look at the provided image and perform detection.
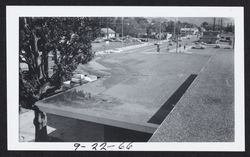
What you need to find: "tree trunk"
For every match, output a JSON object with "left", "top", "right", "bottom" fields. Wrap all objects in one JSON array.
[
  {"left": 53, "top": 49, "right": 58, "bottom": 64},
  {"left": 40, "top": 51, "right": 49, "bottom": 81},
  {"left": 33, "top": 106, "right": 48, "bottom": 142},
  {"left": 43, "top": 51, "right": 49, "bottom": 78}
]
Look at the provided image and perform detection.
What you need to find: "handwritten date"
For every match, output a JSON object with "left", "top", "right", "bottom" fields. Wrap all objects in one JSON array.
[{"left": 74, "top": 142, "right": 133, "bottom": 151}]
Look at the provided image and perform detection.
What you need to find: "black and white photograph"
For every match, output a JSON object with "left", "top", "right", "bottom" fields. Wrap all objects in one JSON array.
[{"left": 6, "top": 6, "right": 244, "bottom": 151}]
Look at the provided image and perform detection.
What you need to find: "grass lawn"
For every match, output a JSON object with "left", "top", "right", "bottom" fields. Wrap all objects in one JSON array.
[{"left": 91, "top": 41, "right": 142, "bottom": 52}]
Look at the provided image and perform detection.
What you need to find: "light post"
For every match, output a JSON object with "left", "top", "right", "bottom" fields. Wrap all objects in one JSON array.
[
  {"left": 150, "top": 23, "right": 155, "bottom": 42},
  {"left": 160, "top": 22, "right": 162, "bottom": 41},
  {"left": 232, "top": 23, "right": 234, "bottom": 49},
  {"left": 175, "top": 18, "right": 178, "bottom": 53},
  {"left": 122, "top": 19, "right": 131, "bottom": 47},
  {"left": 122, "top": 17, "right": 124, "bottom": 47},
  {"left": 176, "top": 34, "right": 179, "bottom": 53},
  {"left": 106, "top": 21, "right": 109, "bottom": 40}
]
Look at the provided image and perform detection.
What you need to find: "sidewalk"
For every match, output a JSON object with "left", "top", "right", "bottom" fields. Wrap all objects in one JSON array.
[{"left": 95, "top": 40, "right": 169, "bottom": 55}]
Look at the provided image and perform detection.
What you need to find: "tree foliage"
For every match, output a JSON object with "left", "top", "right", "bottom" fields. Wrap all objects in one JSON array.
[
  {"left": 224, "top": 23, "right": 234, "bottom": 33},
  {"left": 89, "top": 17, "right": 199, "bottom": 39},
  {"left": 19, "top": 17, "right": 100, "bottom": 108},
  {"left": 97, "top": 17, "right": 150, "bottom": 37},
  {"left": 200, "top": 22, "right": 212, "bottom": 31}
]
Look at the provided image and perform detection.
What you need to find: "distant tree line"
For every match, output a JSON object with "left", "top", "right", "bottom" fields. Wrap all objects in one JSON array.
[
  {"left": 200, "top": 21, "right": 234, "bottom": 32},
  {"left": 95, "top": 17, "right": 197, "bottom": 38}
]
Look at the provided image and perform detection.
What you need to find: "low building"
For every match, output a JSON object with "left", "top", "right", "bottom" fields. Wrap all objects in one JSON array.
[
  {"left": 200, "top": 31, "right": 220, "bottom": 44},
  {"left": 154, "top": 32, "right": 172, "bottom": 40},
  {"left": 137, "top": 33, "right": 148, "bottom": 38},
  {"left": 220, "top": 32, "right": 234, "bottom": 42},
  {"left": 100, "top": 28, "right": 116, "bottom": 39},
  {"left": 180, "top": 27, "right": 199, "bottom": 37}
]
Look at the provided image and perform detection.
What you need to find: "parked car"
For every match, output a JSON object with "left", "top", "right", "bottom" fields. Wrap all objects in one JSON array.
[
  {"left": 113, "top": 38, "right": 122, "bottom": 42},
  {"left": 200, "top": 42, "right": 207, "bottom": 45},
  {"left": 123, "top": 39, "right": 133, "bottom": 43},
  {"left": 214, "top": 44, "right": 220, "bottom": 48},
  {"left": 109, "top": 48, "right": 122, "bottom": 53},
  {"left": 131, "top": 38, "right": 142, "bottom": 42},
  {"left": 139, "top": 38, "right": 148, "bottom": 42},
  {"left": 93, "top": 38, "right": 103, "bottom": 43},
  {"left": 225, "top": 37, "right": 231, "bottom": 42},
  {"left": 168, "top": 41, "right": 173, "bottom": 46},
  {"left": 104, "top": 38, "right": 115, "bottom": 42},
  {"left": 154, "top": 41, "right": 162, "bottom": 45},
  {"left": 192, "top": 43, "right": 205, "bottom": 49},
  {"left": 220, "top": 37, "right": 227, "bottom": 42}
]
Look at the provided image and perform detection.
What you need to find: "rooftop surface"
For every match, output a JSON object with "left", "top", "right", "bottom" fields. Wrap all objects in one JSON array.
[
  {"left": 101, "top": 28, "right": 116, "bottom": 34},
  {"left": 150, "top": 47, "right": 234, "bottom": 142}
]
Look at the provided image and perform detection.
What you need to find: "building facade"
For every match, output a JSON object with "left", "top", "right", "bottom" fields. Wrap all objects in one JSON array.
[
  {"left": 100, "top": 28, "right": 116, "bottom": 39},
  {"left": 180, "top": 27, "right": 199, "bottom": 37},
  {"left": 200, "top": 31, "right": 220, "bottom": 44}
]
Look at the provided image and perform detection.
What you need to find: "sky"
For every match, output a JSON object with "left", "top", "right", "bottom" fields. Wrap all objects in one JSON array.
[{"left": 146, "top": 17, "right": 234, "bottom": 26}]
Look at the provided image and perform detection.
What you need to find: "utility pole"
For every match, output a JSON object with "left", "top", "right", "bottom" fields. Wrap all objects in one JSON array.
[
  {"left": 173, "top": 21, "right": 175, "bottom": 41},
  {"left": 114, "top": 18, "right": 117, "bottom": 38},
  {"left": 122, "top": 17, "right": 124, "bottom": 47},
  {"left": 147, "top": 26, "right": 149, "bottom": 42},
  {"left": 189, "top": 25, "right": 191, "bottom": 37},
  {"left": 232, "top": 23, "right": 234, "bottom": 49},
  {"left": 106, "top": 21, "right": 109, "bottom": 40},
  {"left": 159, "top": 22, "right": 162, "bottom": 41},
  {"left": 175, "top": 18, "right": 179, "bottom": 53},
  {"left": 220, "top": 18, "right": 223, "bottom": 35},
  {"left": 213, "top": 17, "right": 216, "bottom": 31}
]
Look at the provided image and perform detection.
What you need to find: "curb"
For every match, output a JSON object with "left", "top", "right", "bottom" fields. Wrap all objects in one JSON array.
[{"left": 95, "top": 40, "right": 169, "bottom": 55}]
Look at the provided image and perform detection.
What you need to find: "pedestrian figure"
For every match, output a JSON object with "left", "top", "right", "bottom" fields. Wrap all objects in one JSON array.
[
  {"left": 157, "top": 44, "right": 160, "bottom": 52},
  {"left": 179, "top": 44, "right": 181, "bottom": 53},
  {"left": 166, "top": 45, "right": 170, "bottom": 52}
]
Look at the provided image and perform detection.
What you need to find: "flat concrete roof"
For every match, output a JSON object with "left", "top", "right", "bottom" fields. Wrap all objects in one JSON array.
[
  {"left": 150, "top": 48, "right": 234, "bottom": 142},
  {"left": 36, "top": 46, "right": 210, "bottom": 134}
]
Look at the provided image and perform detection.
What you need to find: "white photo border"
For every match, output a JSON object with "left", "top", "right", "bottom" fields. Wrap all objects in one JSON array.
[{"left": 6, "top": 6, "right": 245, "bottom": 151}]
